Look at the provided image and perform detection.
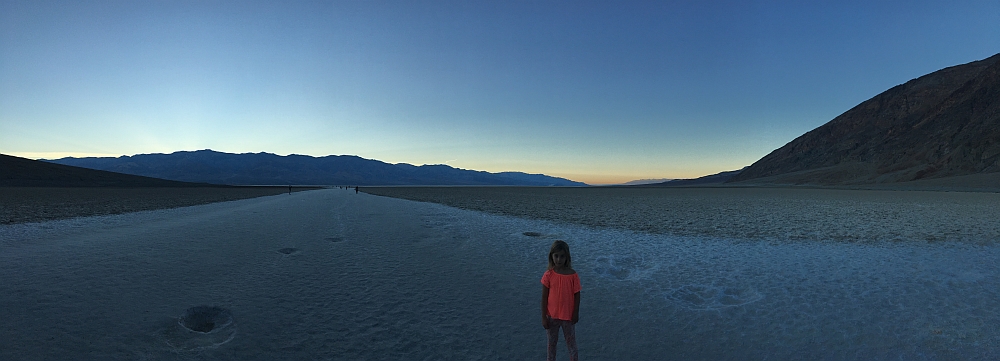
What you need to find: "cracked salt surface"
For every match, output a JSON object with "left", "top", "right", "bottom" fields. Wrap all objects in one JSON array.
[
  {"left": 480, "top": 218, "right": 1000, "bottom": 359},
  {"left": 2, "top": 188, "right": 1000, "bottom": 360},
  {"left": 422, "top": 188, "right": 1000, "bottom": 360},
  {"left": 666, "top": 284, "right": 764, "bottom": 311}
]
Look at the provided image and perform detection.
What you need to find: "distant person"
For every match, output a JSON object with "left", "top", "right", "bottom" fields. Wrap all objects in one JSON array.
[
  {"left": 288, "top": 185, "right": 292, "bottom": 195},
  {"left": 541, "top": 240, "right": 581, "bottom": 361},
  {"left": 355, "top": 186, "right": 358, "bottom": 194}
]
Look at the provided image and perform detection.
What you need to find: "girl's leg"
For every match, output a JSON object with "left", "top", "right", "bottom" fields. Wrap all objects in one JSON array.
[
  {"left": 563, "top": 322, "right": 578, "bottom": 361},
  {"left": 546, "top": 319, "right": 560, "bottom": 361}
]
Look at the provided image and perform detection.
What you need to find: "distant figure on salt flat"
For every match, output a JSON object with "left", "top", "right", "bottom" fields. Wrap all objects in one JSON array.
[
  {"left": 541, "top": 240, "right": 581, "bottom": 361},
  {"left": 355, "top": 186, "right": 359, "bottom": 194},
  {"left": 288, "top": 185, "right": 292, "bottom": 195}
]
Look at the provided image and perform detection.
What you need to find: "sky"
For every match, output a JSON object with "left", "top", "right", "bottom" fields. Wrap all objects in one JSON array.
[{"left": 2, "top": 1, "right": 998, "bottom": 185}]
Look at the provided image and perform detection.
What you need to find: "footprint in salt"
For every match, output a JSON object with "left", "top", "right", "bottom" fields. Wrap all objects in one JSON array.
[
  {"left": 277, "top": 247, "right": 299, "bottom": 255},
  {"left": 593, "top": 255, "right": 657, "bottom": 281},
  {"left": 666, "top": 284, "right": 763, "bottom": 311},
  {"left": 163, "top": 306, "right": 237, "bottom": 351},
  {"left": 326, "top": 237, "right": 345, "bottom": 243}
]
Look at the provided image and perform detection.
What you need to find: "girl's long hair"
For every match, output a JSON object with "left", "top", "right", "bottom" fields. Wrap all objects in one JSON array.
[{"left": 547, "top": 240, "right": 572, "bottom": 270}]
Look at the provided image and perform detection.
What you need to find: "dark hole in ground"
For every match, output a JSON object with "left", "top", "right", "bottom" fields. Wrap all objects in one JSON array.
[{"left": 180, "top": 306, "right": 232, "bottom": 333}]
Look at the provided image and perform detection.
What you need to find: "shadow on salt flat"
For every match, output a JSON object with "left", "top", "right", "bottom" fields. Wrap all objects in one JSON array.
[
  {"left": 277, "top": 247, "right": 299, "bottom": 255},
  {"left": 517, "top": 231, "right": 565, "bottom": 240}
]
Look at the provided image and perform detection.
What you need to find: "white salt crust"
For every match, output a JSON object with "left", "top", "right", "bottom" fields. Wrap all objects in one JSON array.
[{"left": 1, "top": 188, "right": 998, "bottom": 360}]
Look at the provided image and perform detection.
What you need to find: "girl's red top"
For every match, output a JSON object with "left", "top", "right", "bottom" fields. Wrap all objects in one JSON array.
[{"left": 541, "top": 269, "right": 581, "bottom": 321}]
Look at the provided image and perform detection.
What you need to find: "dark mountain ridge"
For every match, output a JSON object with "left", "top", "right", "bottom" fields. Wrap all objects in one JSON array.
[
  {"left": 730, "top": 52, "right": 1000, "bottom": 185},
  {"left": 1, "top": 153, "right": 212, "bottom": 187},
  {"left": 47, "top": 150, "right": 587, "bottom": 186}
]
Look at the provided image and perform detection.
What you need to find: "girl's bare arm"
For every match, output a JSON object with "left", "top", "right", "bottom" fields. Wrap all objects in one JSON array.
[
  {"left": 572, "top": 292, "right": 580, "bottom": 324},
  {"left": 541, "top": 286, "right": 550, "bottom": 329}
]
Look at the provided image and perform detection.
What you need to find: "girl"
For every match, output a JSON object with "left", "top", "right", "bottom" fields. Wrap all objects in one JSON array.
[{"left": 541, "top": 240, "right": 581, "bottom": 361}]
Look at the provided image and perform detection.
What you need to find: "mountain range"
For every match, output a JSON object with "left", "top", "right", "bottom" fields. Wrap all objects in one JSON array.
[
  {"left": 45, "top": 150, "right": 586, "bottom": 186},
  {"left": 1, "top": 153, "right": 209, "bottom": 187}
]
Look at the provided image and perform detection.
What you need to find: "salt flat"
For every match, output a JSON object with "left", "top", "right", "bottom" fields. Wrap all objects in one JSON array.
[
  {"left": 362, "top": 187, "right": 1000, "bottom": 244},
  {"left": 1, "top": 189, "right": 547, "bottom": 360},
  {"left": 2, "top": 188, "right": 999, "bottom": 360}
]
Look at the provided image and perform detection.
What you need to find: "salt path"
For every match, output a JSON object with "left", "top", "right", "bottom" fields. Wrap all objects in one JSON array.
[{"left": 1, "top": 188, "right": 999, "bottom": 360}]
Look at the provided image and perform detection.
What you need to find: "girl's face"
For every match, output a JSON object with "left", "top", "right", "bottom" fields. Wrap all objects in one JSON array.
[{"left": 551, "top": 251, "right": 567, "bottom": 268}]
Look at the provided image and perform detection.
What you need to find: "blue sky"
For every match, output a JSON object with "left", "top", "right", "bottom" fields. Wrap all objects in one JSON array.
[{"left": 2, "top": 1, "right": 998, "bottom": 184}]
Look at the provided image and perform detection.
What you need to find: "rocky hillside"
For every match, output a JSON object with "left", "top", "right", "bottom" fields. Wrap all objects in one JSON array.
[{"left": 730, "top": 53, "right": 1000, "bottom": 185}]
